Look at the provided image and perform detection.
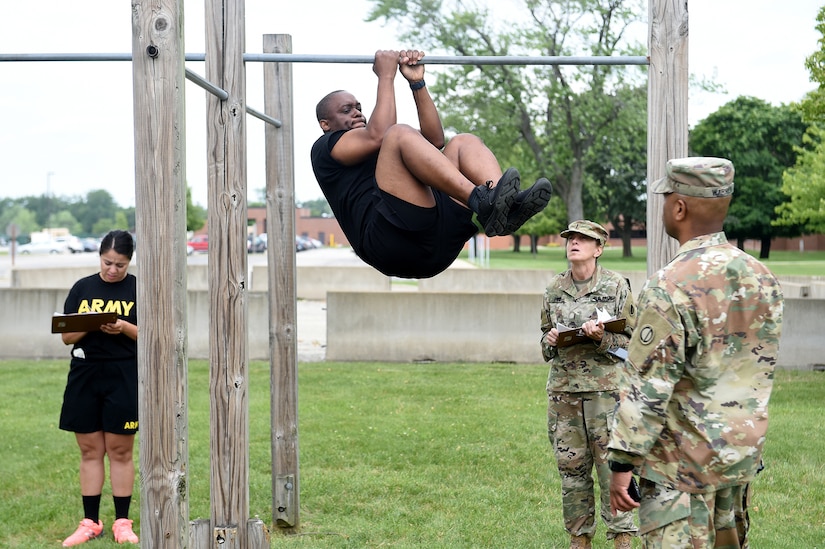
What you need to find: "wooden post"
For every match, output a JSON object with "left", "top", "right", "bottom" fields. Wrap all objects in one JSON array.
[
  {"left": 263, "top": 34, "right": 300, "bottom": 530},
  {"left": 203, "top": 0, "right": 256, "bottom": 547},
  {"left": 131, "top": 1, "right": 190, "bottom": 547},
  {"left": 646, "top": 0, "right": 689, "bottom": 274}
]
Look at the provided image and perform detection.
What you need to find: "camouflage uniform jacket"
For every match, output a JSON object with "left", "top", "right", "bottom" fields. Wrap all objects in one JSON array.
[
  {"left": 607, "top": 232, "right": 784, "bottom": 493},
  {"left": 541, "top": 264, "right": 636, "bottom": 393}
]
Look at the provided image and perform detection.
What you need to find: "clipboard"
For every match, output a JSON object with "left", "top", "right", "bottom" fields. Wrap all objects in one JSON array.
[
  {"left": 51, "top": 312, "right": 118, "bottom": 333},
  {"left": 556, "top": 318, "right": 626, "bottom": 347}
]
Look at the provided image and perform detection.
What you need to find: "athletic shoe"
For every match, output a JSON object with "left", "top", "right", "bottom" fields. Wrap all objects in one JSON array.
[
  {"left": 569, "top": 534, "right": 593, "bottom": 549},
  {"left": 112, "top": 518, "right": 139, "bottom": 544},
  {"left": 62, "top": 518, "right": 104, "bottom": 547},
  {"left": 614, "top": 532, "right": 633, "bottom": 549},
  {"left": 473, "top": 167, "right": 521, "bottom": 237},
  {"left": 501, "top": 177, "right": 553, "bottom": 234}
]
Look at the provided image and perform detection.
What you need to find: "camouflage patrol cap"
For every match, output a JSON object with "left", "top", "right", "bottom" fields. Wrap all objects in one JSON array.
[
  {"left": 650, "top": 157, "right": 735, "bottom": 198},
  {"left": 559, "top": 220, "right": 609, "bottom": 245}
]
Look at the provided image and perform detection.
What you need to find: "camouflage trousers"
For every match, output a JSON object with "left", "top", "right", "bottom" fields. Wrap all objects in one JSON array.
[
  {"left": 548, "top": 391, "right": 637, "bottom": 538},
  {"left": 637, "top": 479, "right": 750, "bottom": 548}
]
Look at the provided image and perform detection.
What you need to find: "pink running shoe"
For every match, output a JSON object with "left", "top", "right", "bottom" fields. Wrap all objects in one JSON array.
[
  {"left": 62, "top": 518, "right": 104, "bottom": 546},
  {"left": 112, "top": 518, "right": 139, "bottom": 544}
]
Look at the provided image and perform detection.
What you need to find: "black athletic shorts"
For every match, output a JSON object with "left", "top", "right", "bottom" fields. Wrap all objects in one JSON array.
[
  {"left": 59, "top": 358, "right": 139, "bottom": 435},
  {"left": 358, "top": 188, "right": 478, "bottom": 278}
]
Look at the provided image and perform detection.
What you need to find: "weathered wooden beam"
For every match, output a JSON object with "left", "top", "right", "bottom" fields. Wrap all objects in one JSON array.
[
  {"left": 647, "top": 0, "right": 689, "bottom": 274},
  {"left": 131, "top": 0, "right": 190, "bottom": 547},
  {"left": 204, "top": 0, "right": 252, "bottom": 546},
  {"left": 263, "top": 33, "right": 300, "bottom": 530}
]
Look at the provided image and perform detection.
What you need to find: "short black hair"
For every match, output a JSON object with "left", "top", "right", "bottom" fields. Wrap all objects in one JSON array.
[
  {"left": 100, "top": 230, "right": 135, "bottom": 259},
  {"left": 315, "top": 90, "right": 345, "bottom": 121}
]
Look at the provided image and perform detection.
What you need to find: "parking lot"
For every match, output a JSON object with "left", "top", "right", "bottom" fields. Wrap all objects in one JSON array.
[{"left": 0, "top": 244, "right": 369, "bottom": 285}]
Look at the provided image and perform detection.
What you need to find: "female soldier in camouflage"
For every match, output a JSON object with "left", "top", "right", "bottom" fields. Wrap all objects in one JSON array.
[{"left": 541, "top": 220, "right": 637, "bottom": 549}]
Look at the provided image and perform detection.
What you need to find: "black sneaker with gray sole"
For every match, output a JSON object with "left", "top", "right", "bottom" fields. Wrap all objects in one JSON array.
[
  {"left": 474, "top": 167, "right": 521, "bottom": 237},
  {"left": 501, "top": 177, "right": 552, "bottom": 234}
]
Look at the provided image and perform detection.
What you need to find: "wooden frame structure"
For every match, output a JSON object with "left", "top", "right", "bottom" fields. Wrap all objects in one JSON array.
[{"left": 0, "top": 0, "right": 687, "bottom": 546}]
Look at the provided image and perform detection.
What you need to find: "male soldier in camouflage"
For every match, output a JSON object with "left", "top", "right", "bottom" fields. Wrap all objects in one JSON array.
[
  {"left": 607, "top": 157, "right": 784, "bottom": 548},
  {"left": 541, "top": 220, "right": 638, "bottom": 549}
]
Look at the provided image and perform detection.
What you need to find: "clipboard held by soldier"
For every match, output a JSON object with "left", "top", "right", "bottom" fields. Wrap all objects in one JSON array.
[
  {"left": 51, "top": 312, "right": 118, "bottom": 333},
  {"left": 555, "top": 318, "right": 627, "bottom": 347}
]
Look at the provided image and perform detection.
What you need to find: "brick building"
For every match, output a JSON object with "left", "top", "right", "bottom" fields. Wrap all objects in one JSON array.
[
  {"left": 236, "top": 207, "right": 825, "bottom": 252},
  {"left": 246, "top": 206, "right": 541, "bottom": 250}
]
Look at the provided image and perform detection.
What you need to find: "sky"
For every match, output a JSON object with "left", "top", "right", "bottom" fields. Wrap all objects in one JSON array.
[{"left": 0, "top": 0, "right": 821, "bottom": 209}]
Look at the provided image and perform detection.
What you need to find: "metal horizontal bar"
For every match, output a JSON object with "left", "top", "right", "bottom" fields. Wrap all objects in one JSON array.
[
  {"left": 185, "top": 68, "right": 229, "bottom": 100},
  {"left": 245, "top": 53, "right": 650, "bottom": 65},
  {"left": 0, "top": 52, "right": 649, "bottom": 66},
  {"left": 0, "top": 53, "right": 206, "bottom": 62},
  {"left": 0, "top": 54, "right": 279, "bottom": 127},
  {"left": 246, "top": 106, "right": 282, "bottom": 128},
  {"left": 0, "top": 53, "right": 135, "bottom": 62},
  {"left": 185, "top": 68, "right": 283, "bottom": 127}
]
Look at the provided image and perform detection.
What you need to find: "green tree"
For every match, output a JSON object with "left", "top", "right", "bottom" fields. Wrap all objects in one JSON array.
[
  {"left": 92, "top": 218, "right": 114, "bottom": 235},
  {"left": 798, "top": 6, "right": 825, "bottom": 125},
  {"left": 250, "top": 186, "right": 266, "bottom": 208},
  {"left": 689, "top": 96, "right": 808, "bottom": 259},
  {"left": 775, "top": 127, "right": 825, "bottom": 233},
  {"left": 48, "top": 210, "right": 83, "bottom": 234},
  {"left": 114, "top": 211, "right": 130, "bottom": 231},
  {"left": 122, "top": 206, "right": 136, "bottom": 233},
  {"left": 0, "top": 205, "right": 39, "bottom": 241},
  {"left": 367, "top": 0, "right": 648, "bottom": 232},
  {"left": 0, "top": 191, "right": 139, "bottom": 238},
  {"left": 186, "top": 186, "right": 207, "bottom": 232},
  {"left": 18, "top": 194, "right": 53, "bottom": 227},
  {"left": 297, "top": 197, "right": 333, "bottom": 218},
  {"left": 73, "top": 190, "right": 118, "bottom": 234},
  {"left": 775, "top": 7, "right": 825, "bottom": 234},
  {"left": 586, "top": 84, "right": 648, "bottom": 257}
]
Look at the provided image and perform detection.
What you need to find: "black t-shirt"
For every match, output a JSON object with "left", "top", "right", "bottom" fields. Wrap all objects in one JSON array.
[
  {"left": 63, "top": 273, "right": 137, "bottom": 362},
  {"left": 311, "top": 128, "right": 479, "bottom": 278},
  {"left": 310, "top": 130, "right": 378, "bottom": 252}
]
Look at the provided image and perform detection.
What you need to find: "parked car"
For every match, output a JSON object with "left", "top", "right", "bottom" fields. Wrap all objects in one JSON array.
[
  {"left": 250, "top": 233, "right": 267, "bottom": 253},
  {"left": 81, "top": 237, "right": 101, "bottom": 252},
  {"left": 296, "top": 235, "right": 322, "bottom": 251},
  {"left": 296, "top": 235, "right": 312, "bottom": 252},
  {"left": 18, "top": 240, "right": 70, "bottom": 254},
  {"left": 55, "top": 235, "right": 84, "bottom": 253},
  {"left": 188, "top": 234, "right": 208, "bottom": 253}
]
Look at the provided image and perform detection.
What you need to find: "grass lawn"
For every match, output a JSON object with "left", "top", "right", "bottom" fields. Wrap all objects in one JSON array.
[
  {"left": 1, "top": 360, "right": 823, "bottom": 548},
  {"left": 459, "top": 246, "right": 825, "bottom": 276}
]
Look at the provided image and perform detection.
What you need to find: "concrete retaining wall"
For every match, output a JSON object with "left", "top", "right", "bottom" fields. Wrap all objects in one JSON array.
[
  {"left": 326, "top": 291, "right": 545, "bottom": 363},
  {"left": 0, "top": 289, "right": 272, "bottom": 361},
  {"left": 4, "top": 287, "right": 823, "bottom": 368},
  {"left": 1, "top": 289, "right": 69, "bottom": 359},
  {"left": 11, "top": 264, "right": 391, "bottom": 297},
  {"left": 326, "top": 292, "right": 823, "bottom": 368},
  {"left": 13, "top": 264, "right": 824, "bottom": 300},
  {"left": 250, "top": 265, "right": 391, "bottom": 297},
  {"left": 419, "top": 269, "right": 552, "bottom": 294},
  {"left": 11, "top": 265, "right": 207, "bottom": 290},
  {"left": 12, "top": 265, "right": 137, "bottom": 289}
]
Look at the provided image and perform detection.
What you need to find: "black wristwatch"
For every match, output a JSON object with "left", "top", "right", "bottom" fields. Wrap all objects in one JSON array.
[{"left": 608, "top": 460, "right": 634, "bottom": 472}]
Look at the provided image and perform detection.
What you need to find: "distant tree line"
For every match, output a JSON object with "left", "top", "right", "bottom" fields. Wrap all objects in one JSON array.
[
  {"left": 250, "top": 190, "right": 333, "bottom": 219},
  {"left": 366, "top": 0, "right": 822, "bottom": 259},
  {"left": 10, "top": 0, "right": 825, "bottom": 258},
  {"left": 0, "top": 186, "right": 206, "bottom": 242}
]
